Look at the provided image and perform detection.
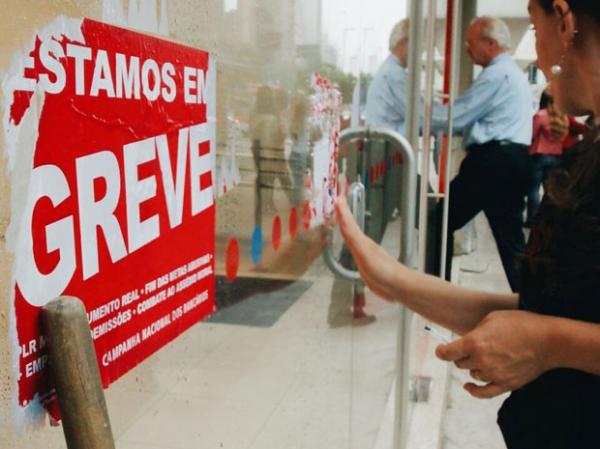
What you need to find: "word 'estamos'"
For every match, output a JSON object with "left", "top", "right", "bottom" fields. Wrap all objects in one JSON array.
[{"left": 22, "top": 40, "right": 207, "bottom": 104}]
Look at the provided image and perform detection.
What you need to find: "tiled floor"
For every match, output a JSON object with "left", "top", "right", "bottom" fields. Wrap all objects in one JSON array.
[
  {"left": 106, "top": 290, "right": 401, "bottom": 449},
  {"left": 103, "top": 213, "right": 510, "bottom": 449},
  {"left": 106, "top": 222, "right": 405, "bottom": 449},
  {"left": 441, "top": 213, "right": 510, "bottom": 449}
]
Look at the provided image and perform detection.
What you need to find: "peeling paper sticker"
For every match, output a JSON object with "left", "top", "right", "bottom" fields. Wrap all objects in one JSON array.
[
  {"left": 307, "top": 73, "right": 342, "bottom": 227},
  {"left": 2, "top": 16, "right": 217, "bottom": 421}
]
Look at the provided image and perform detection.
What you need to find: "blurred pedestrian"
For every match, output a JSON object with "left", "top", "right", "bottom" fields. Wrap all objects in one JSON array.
[{"left": 526, "top": 90, "right": 568, "bottom": 225}]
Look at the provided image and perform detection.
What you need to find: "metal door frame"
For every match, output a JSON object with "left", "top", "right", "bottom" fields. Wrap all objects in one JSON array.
[{"left": 323, "top": 125, "right": 416, "bottom": 449}]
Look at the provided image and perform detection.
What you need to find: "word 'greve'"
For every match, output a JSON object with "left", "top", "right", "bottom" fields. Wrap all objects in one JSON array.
[{"left": 15, "top": 123, "right": 213, "bottom": 308}]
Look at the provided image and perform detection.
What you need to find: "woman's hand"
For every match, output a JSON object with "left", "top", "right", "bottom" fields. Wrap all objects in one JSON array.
[
  {"left": 335, "top": 196, "right": 521, "bottom": 335},
  {"left": 435, "top": 310, "right": 553, "bottom": 398},
  {"left": 335, "top": 196, "right": 404, "bottom": 302},
  {"left": 549, "top": 106, "right": 569, "bottom": 140}
]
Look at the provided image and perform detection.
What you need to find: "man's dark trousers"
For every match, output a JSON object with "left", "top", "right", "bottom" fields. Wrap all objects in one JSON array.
[{"left": 437, "top": 140, "right": 532, "bottom": 292}]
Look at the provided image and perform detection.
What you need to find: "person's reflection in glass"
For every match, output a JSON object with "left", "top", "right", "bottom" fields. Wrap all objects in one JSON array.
[
  {"left": 249, "top": 86, "right": 294, "bottom": 227},
  {"left": 288, "top": 90, "right": 311, "bottom": 205}
]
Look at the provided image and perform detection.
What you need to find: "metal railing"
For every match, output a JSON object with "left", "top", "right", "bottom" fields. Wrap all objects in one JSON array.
[
  {"left": 324, "top": 0, "right": 464, "bottom": 445},
  {"left": 418, "top": 0, "right": 438, "bottom": 273},
  {"left": 440, "top": 0, "right": 463, "bottom": 280}
]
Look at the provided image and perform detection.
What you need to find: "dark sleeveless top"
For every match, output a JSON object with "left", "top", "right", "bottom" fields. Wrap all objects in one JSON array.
[{"left": 497, "top": 145, "right": 600, "bottom": 449}]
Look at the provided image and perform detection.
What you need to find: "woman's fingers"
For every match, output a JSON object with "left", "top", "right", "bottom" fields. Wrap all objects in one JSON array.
[
  {"left": 334, "top": 197, "right": 399, "bottom": 302},
  {"left": 464, "top": 382, "right": 507, "bottom": 399},
  {"left": 335, "top": 197, "right": 379, "bottom": 269},
  {"left": 435, "top": 338, "right": 470, "bottom": 363},
  {"left": 469, "top": 370, "right": 490, "bottom": 383},
  {"left": 335, "top": 196, "right": 365, "bottom": 248},
  {"left": 437, "top": 341, "right": 492, "bottom": 382},
  {"left": 454, "top": 357, "right": 477, "bottom": 370}
]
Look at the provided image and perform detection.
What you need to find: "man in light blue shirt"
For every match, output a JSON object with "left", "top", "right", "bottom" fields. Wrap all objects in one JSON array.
[
  {"left": 365, "top": 18, "right": 410, "bottom": 134},
  {"left": 431, "top": 17, "right": 533, "bottom": 292},
  {"left": 329, "top": 20, "right": 410, "bottom": 327},
  {"left": 363, "top": 18, "right": 410, "bottom": 233},
  {"left": 431, "top": 41, "right": 533, "bottom": 147}
]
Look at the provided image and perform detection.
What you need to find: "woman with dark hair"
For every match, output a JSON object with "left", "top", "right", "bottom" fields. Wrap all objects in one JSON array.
[{"left": 335, "top": 1, "right": 600, "bottom": 447}]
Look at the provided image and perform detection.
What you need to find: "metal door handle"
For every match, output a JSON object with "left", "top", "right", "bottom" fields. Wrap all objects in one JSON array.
[{"left": 323, "top": 180, "right": 364, "bottom": 282}]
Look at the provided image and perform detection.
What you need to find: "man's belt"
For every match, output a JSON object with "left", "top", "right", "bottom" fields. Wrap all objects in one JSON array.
[{"left": 466, "top": 139, "right": 527, "bottom": 152}]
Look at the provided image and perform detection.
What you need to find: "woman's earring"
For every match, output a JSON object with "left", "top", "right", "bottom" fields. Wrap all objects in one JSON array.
[
  {"left": 551, "top": 53, "right": 566, "bottom": 76},
  {"left": 552, "top": 30, "right": 578, "bottom": 77}
]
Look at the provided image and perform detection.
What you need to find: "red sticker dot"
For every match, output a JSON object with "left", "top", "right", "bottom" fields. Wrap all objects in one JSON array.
[
  {"left": 289, "top": 208, "right": 298, "bottom": 240},
  {"left": 272, "top": 215, "right": 282, "bottom": 250},
  {"left": 225, "top": 238, "right": 239, "bottom": 282},
  {"left": 302, "top": 200, "right": 311, "bottom": 230}
]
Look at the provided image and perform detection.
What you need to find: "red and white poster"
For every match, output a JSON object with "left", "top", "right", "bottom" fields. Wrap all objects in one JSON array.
[
  {"left": 307, "top": 73, "right": 342, "bottom": 227},
  {"left": 3, "top": 17, "right": 216, "bottom": 416}
]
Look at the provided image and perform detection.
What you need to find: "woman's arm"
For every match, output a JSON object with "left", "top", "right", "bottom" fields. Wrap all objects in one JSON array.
[
  {"left": 545, "top": 316, "right": 600, "bottom": 376},
  {"left": 335, "top": 197, "right": 517, "bottom": 335},
  {"left": 436, "top": 311, "right": 600, "bottom": 398}
]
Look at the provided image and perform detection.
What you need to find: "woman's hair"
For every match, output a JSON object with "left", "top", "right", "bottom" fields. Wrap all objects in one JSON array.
[
  {"left": 526, "top": 1, "right": 600, "bottom": 271},
  {"left": 537, "top": 0, "right": 600, "bottom": 22},
  {"left": 547, "top": 138, "right": 599, "bottom": 208},
  {"left": 534, "top": 0, "right": 600, "bottom": 212},
  {"left": 541, "top": 137, "right": 600, "bottom": 276}
]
